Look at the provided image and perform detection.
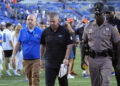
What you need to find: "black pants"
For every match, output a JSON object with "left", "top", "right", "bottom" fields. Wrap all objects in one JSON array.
[
  {"left": 112, "top": 57, "right": 120, "bottom": 86},
  {"left": 45, "top": 66, "right": 68, "bottom": 86}
]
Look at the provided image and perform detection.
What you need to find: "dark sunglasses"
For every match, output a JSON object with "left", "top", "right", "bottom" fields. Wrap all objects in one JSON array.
[
  {"left": 95, "top": 13, "right": 102, "bottom": 16},
  {"left": 105, "top": 12, "right": 111, "bottom": 14}
]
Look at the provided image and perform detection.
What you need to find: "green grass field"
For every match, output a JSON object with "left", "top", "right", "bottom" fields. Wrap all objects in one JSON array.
[{"left": 0, "top": 48, "right": 117, "bottom": 86}]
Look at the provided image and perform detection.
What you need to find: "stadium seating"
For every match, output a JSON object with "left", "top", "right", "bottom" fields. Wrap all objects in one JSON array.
[{"left": 0, "top": 0, "right": 120, "bottom": 25}]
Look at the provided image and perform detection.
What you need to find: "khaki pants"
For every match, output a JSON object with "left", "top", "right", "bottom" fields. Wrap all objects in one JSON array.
[
  {"left": 23, "top": 59, "right": 40, "bottom": 86},
  {"left": 88, "top": 56, "right": 112, "bottom": 86}
]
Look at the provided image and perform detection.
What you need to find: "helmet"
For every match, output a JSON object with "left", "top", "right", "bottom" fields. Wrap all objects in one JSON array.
[{"left": 94, "top": 2, "right": 104, "bottom": 14}]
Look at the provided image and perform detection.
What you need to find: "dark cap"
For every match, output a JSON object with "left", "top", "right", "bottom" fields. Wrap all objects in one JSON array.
[
  {"left": 105, "top": 6, "right": 115, "bottom": 13},
  {"left": 94, "top": 2, "right": 104, "bottom": 14}
]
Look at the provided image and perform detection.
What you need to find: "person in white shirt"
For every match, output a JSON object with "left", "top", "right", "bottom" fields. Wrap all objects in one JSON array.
[
  {"left": 12, "top": 25, "right": 23, "bottom": 74},
  {"left": 2, "top": 23, "right": 20, "bottom": 76},
  {"left": 0, "top": 23, "right": 4, "bottom": 77}
]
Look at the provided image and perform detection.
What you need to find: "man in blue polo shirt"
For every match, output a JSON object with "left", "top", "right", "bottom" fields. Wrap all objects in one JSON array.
[{"left": 12, "top": 14, "right": 42, "bottom": 86}]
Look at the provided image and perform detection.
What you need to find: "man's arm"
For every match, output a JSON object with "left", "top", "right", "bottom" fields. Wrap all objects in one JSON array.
[
  {"left": 10, "top": 40, "right": 14, "bottom": 49},
  {"left": 63, "top": 44, "right": 73, "bottom": 65},
  {"left": 81, "top": 25, "right": 88, "bottom": 70},
  {"left": 12, "top": 42, "right": 21, "bottom": 64},
  {"left": 40, "top": 44, "right": 46, "bottom": 60},
  {"left": 40, "top": 44, "right": 46, "bottom": 66},
  {"left": 13, "top": 42, "right": 21, "bottom": 55},
  {"left": 65, "top": 21, "right": 74, "bottom": 34},
  {"left": 116, "top": 41, "right": 120, "bottom": 70},
  {"left": 111, "top": 25, "right": 120, "bottom": 70}
]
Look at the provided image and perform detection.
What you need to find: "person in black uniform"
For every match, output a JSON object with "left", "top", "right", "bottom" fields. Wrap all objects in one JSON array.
[
  {"left": 105, "top": 6, "right": 120, "bottom": 33},
  {"left": 105, "top": 5, "right": 120, "bottom": 86},
  {"left": 75, "top": 19, "right": 89, "bottom": 77},
  {"left": 40, "top": 12, "right": 73, "bottom": 86},
  {"left": 75, "top": 18, "right": 88, "bottom": 50}
]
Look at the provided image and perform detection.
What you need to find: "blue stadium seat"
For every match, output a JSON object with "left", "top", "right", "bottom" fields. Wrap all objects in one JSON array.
[
  {"left": 52, "top": 2, "right": 63, "bottom": 7},
  {"left": 81, "top": 2, "right": 88, "bottom": 6},
  {"left": 62, "top": 9, "right": 73, "bottom": 13},
  {"left": 37, "top": 1, "right": 43, "bottom": 5},
  {"left": 116, "top": 3, "right": 120, "bottom": 7},
  {"left": 108, "top": 2, "right": 115, "bottom": 6},
  {"left": 81, "top": 11, "right": 90, "bottom": 16}
]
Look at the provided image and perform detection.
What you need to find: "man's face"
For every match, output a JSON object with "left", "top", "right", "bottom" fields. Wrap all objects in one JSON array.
[
  {"left": 49, "top": 17, "right": 59, "bottom": 29},
  {"left": 40, "top": 24, "right": 46, "bottom": 29},
  {"left": 105, "top": 12, "right": 114, "bottom": 22},
  {"left": 9, "top": 25, "right": 13, "bottom": 30},
  {"left": 95, "top": 13, "right": 104, "bottom": 22},
  {"left": 27, "top": 15, "right": 36, "bottom": 29},
  {"left": 0, "top": 24, "right": 4, "bottom": 31}
]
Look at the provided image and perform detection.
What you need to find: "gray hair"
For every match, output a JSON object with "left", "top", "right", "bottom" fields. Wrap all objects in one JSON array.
[{"left": 48, "top": 12, "right": 59, "bottom": 19}]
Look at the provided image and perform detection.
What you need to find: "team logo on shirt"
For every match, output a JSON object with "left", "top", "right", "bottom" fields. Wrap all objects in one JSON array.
[
  {"left": 70, "top": 36, "right": 73, "bottom": 40},
  {"left": 58, "top": 35, "right": 63, "bottom": 38},
  {"left": 24, "top": 34, "right": 26, "bottom": 37},
  {"left": 34, "top": 34, "right": 38, "bottom": 37},
  {"left": 114, "top": 25, "right": 118, "bottom": 31},
  {"left": 88, "top": 29, "right": 93, "bottom": 33},
  {"left": 106, "top": 28, "right": 110, "bottom": 31}
]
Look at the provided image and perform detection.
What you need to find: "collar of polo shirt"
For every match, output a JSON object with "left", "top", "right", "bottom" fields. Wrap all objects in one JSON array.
[{"left": 28, "top": 29, "right": 34, "bottom": 32}]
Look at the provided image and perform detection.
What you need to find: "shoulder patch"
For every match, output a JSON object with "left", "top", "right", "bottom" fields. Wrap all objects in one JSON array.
[{"left": 114, "top": 25, "right": 118, "bottom": 31}]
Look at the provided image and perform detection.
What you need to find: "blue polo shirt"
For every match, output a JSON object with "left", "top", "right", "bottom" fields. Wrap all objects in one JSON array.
[
  {"left": 18, "top": 26, "right": 43, "bottom": 60},
  {"left": 0, "top": 33, "right": 2, "bottom": 46}
]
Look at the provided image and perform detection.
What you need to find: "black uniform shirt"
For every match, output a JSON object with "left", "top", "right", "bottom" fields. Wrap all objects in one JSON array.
[
  {"left": 41, "top": 25, "right": 72, "bottom": 67},
  {"left": 112, "top": 17, "right": 120, "bottom": 33},
  {"left": 75, "top": 26, "right": 84, "bottom": 41}
]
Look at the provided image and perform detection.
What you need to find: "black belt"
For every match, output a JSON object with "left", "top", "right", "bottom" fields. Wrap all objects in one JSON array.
[{"left": 89, "top": 49, "right": 113, "bottom": 58}]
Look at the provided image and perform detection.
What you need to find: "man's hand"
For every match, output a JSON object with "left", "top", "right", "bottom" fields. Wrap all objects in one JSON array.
[
  {"left": 63, "top": 59, "right": 69, "bottom": 65},
  {"left": 40, "top": 59, "right": 44, "bottom": 68},
  {"left": 81, "top": 60, "right": 87, "bottom": 70},
  {"left": 0, "top": 40, "right": 2, "bottom": 43}
]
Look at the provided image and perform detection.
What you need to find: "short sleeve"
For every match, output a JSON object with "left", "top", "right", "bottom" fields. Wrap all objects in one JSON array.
[
  {"left": 40, "top": 30, "right": 46, "bottom": 45},
  {"left": 111, "top": 27, "right": 120, "bottom": 43},
  {"left": 8, "top": 31, "right": 12, "bottom": 41},
  {"left": 17, "top": 30, "right": 22, "bottom": 42},
  {"left": 65, "top": 29, "right": 73, "bottom": 45}
]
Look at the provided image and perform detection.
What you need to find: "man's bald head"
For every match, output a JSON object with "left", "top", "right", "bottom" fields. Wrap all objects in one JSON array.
[{"left": 27, "top": 14, "right": 37, "bottom": 29}]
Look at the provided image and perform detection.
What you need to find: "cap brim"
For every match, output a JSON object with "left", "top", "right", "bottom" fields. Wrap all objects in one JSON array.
[{"left": 89, "top": 8, "right": 104, "bottom": 14}]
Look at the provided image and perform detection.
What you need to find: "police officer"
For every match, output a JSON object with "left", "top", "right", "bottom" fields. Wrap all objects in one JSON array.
[
  {"left": 81, "top": 2, "right": 120, "bottom": 86},
  {"left": 105, "top": 5, "right": 120, "bottom": 86}
]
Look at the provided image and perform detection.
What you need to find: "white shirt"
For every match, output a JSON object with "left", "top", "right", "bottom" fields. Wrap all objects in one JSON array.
[
  {"left": 2, "top": 29, "right": 13, "bottom": 50},
  {"left": 0, "top": 31, "right": 3, "bottom": 51},
  {"left": 12, "top": 32, "right": 17, "bottom": 46}
]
